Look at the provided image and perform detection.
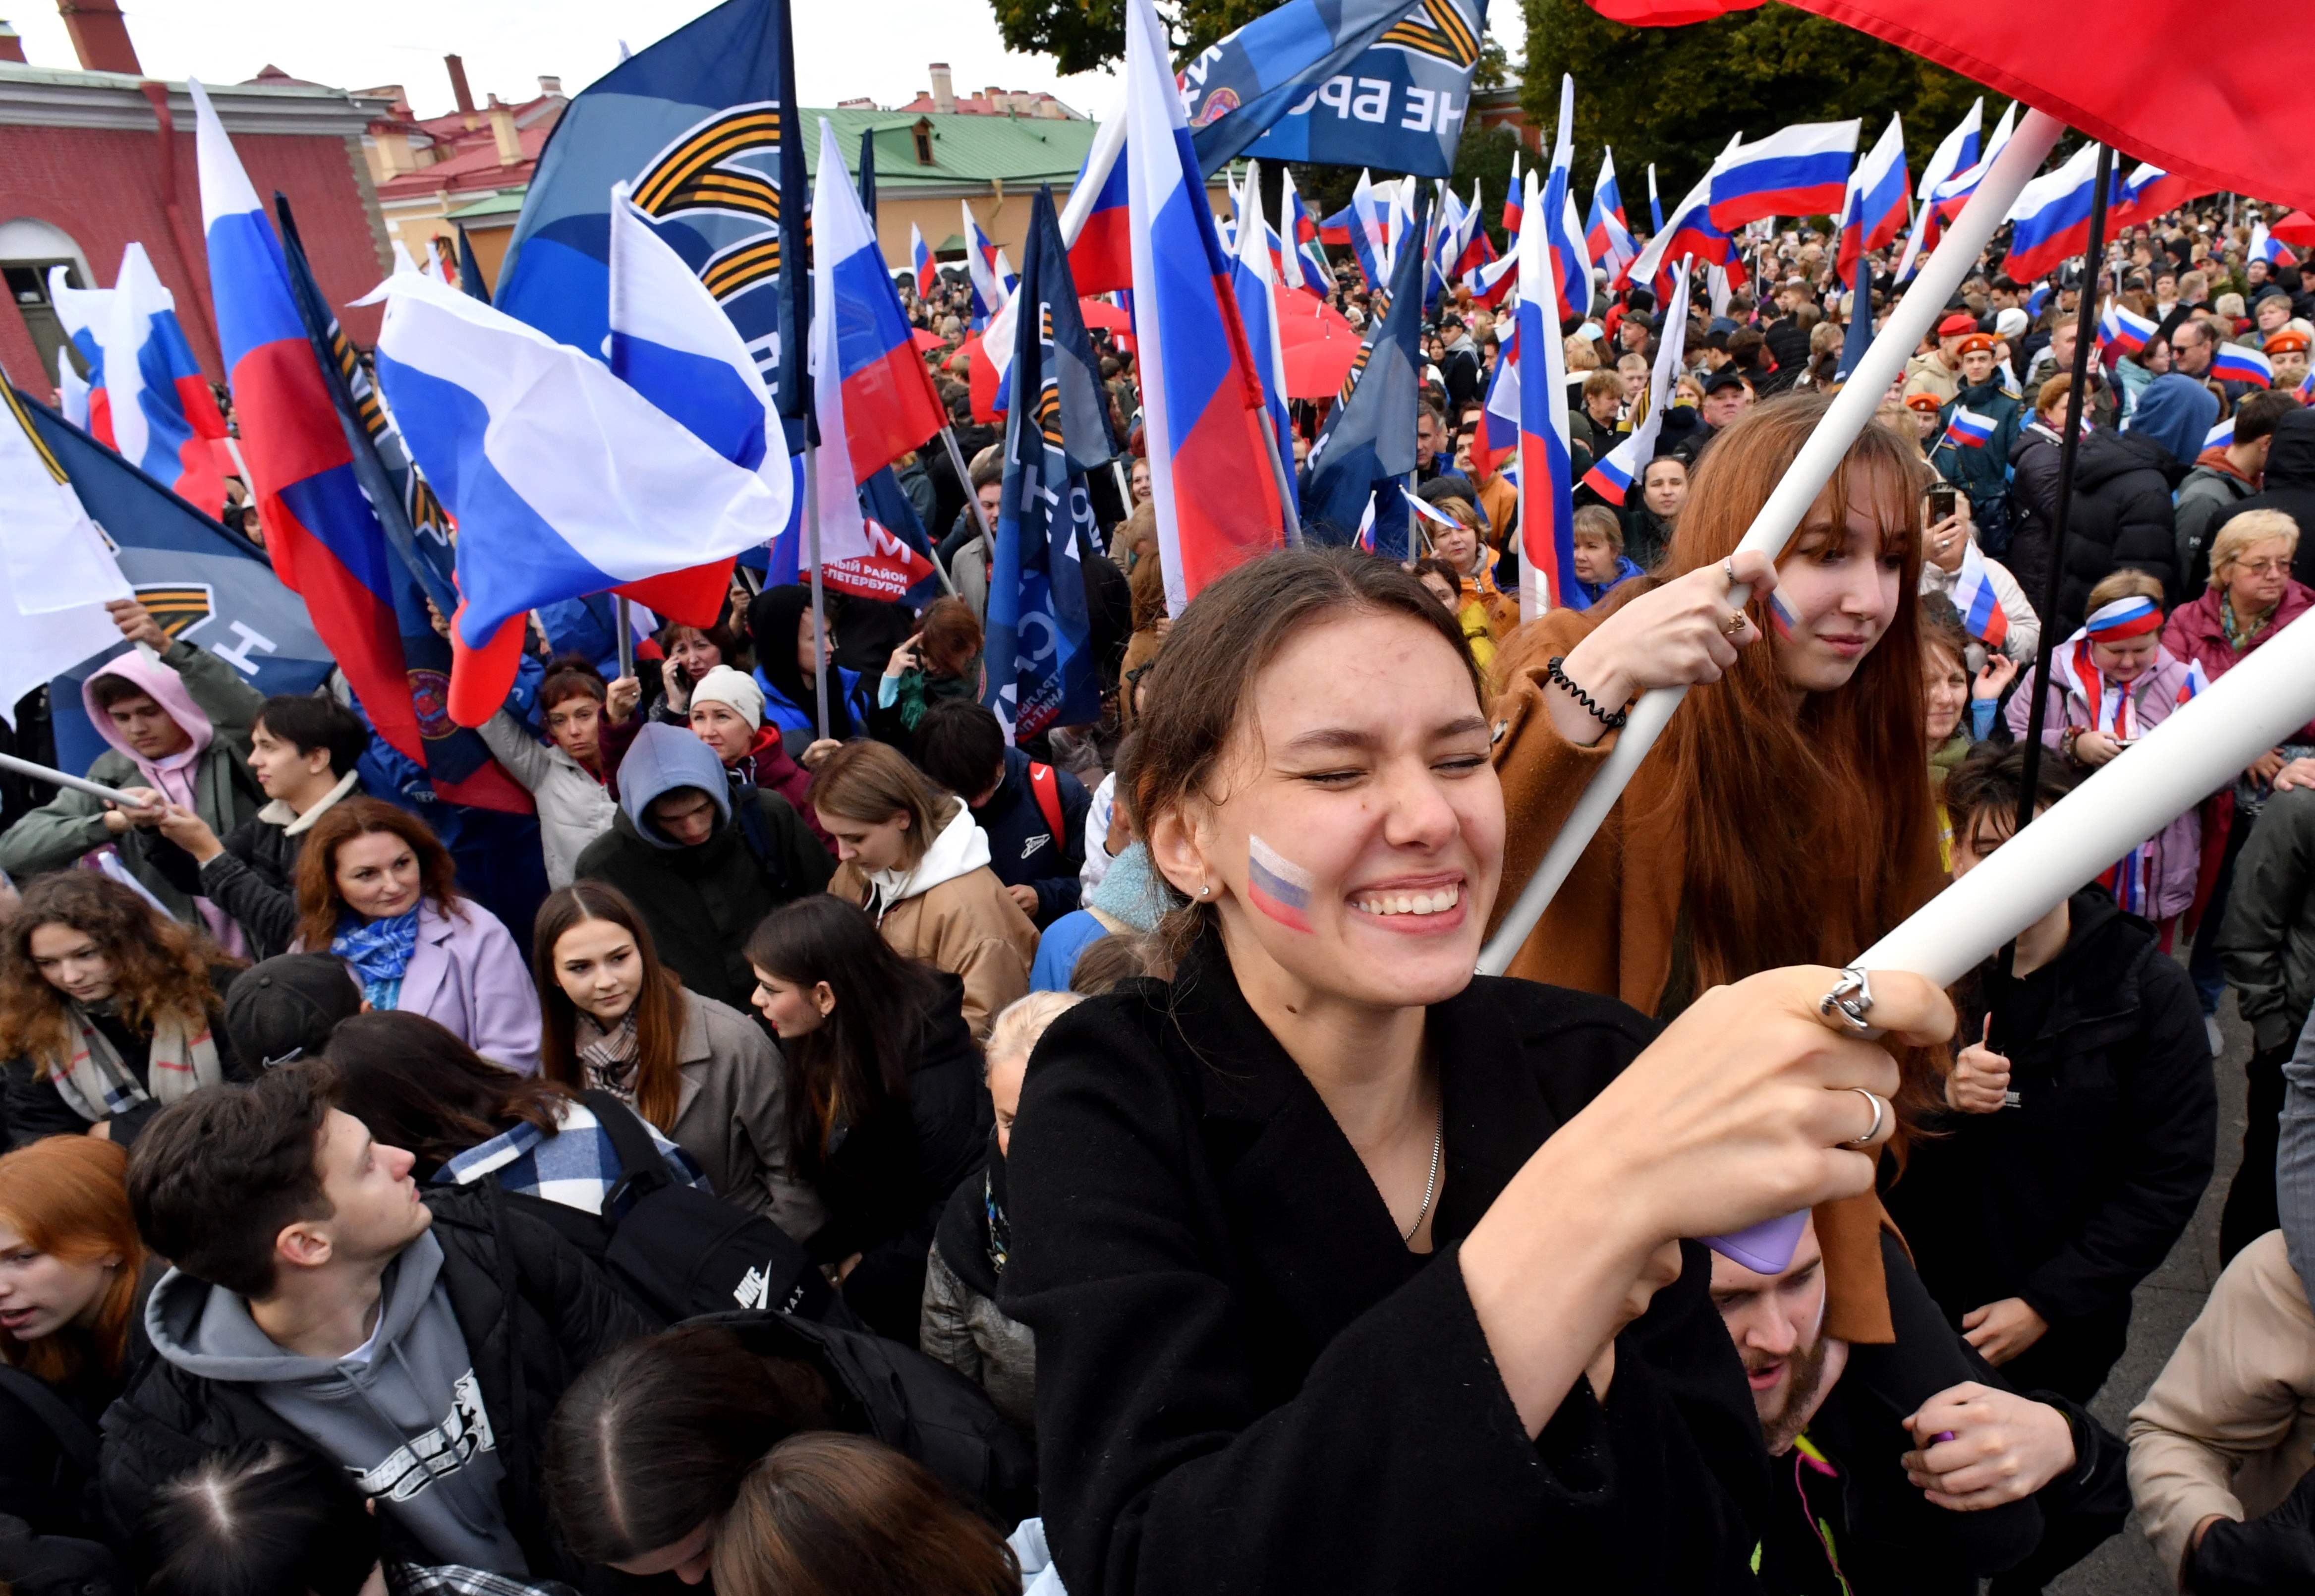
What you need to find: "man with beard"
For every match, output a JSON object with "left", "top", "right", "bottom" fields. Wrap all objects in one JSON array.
[{"left": 1710, "top": 1216, "right": 2129, "bottom": 1594}]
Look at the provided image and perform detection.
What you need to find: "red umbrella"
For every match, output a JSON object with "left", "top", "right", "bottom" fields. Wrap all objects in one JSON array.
[
  {"left": 1272, "top": 288, "right": 1360, "bottom": 400},
  {"left": 2273, "top": 210, "right": 2315, "bottom": 249},
  {"left": 1077, "top": 296, "right": 1133, "bottom": 332},
  {"left": 911, "top": 327, "right": 945, "bottom": 352}
]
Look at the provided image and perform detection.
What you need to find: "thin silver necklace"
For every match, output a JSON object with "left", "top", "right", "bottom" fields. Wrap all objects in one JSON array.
[{"left": 1401, "top": 1104, "right": 1445, "bottom": 1243}]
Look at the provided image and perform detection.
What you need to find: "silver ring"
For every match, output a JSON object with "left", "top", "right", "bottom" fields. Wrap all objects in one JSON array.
[
  {"left": 1843, "top": 1087, "right": 1887, "bottom": 1148},
  {"left": 1818, "top": 967, "right": 1875, "bottom": 1034}
]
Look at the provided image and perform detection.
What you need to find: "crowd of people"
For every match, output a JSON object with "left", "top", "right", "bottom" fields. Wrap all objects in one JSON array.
[{"left": 0, "top": 180, "right": 2312, "bottom": 1596}]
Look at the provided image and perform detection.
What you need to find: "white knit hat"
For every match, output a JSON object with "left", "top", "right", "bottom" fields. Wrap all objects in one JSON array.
[{"left": 689, "top": 665, "right": 763, "bottom": 731}]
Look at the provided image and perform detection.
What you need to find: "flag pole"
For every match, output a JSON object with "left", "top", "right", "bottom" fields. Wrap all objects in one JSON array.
[
  {"left": 1477, "top": 108, "right": 2067, "bottom": 977},
  {"left": 804, "top": 440, "right": 830, "bottom": 740},
  {"left": 614, "top": 596, "right": 635, "bottom": 682},
  {"left": 1258, "top": 420, "right": 1303, "bottom": 547},
  {"left": 938, "top": 423, "right": 996, "bottom": 587},
  {"left": 0, "top": 750, "right": 160, "bottom": 811}
]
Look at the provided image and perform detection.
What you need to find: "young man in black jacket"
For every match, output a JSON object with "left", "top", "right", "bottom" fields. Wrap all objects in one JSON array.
[
  {"left": 914, "top": 699, "right": 1088, "bottom": 929},
  {"left": 1882, "top": 745, "right": 2216, "bottom": 1406},
  {"left": 105, "top": 1064, "right": 655, "bottom": 1581}
]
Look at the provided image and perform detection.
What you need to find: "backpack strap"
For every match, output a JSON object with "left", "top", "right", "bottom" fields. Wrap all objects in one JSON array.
[
  {"left": 0, "top": 1362, "right": 99, "bottom": 1475},
  {"left": 1026, "top": 761, "right": 1065, "bottom": 845},
  {"left": 584, "top": 1089, "right": 678, "bottom": 1202}
]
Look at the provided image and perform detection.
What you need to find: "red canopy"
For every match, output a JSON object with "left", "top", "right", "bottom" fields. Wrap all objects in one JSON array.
[
  {"left": 910, "top": 327, "right": 945, "bottom": 352},
  {"left": 1272, "top": 288, "right": 1361, "bottom": 400},
  {"left": 2273, "top": 211, "right": 2315, "bottom": 249},
  {"left": 1077, "top": 296, "right": 1133, "bottom": 332}
]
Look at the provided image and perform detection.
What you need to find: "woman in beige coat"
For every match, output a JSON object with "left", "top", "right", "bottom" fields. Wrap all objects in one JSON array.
[
  {"left": 810, "top": 740, "right": 1037, "bottom": 1039},
  {"left": 529, "top": 881, "right": 824, "bottom": 1241}
]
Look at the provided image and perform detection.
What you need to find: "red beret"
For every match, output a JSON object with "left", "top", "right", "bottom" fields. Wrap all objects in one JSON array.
[
  {"left": 1937, "top": 313, "right": 1980, "bottom": 339},
  {"left": 1956, "top": 333, "right": 1997, "bottom": 356}
]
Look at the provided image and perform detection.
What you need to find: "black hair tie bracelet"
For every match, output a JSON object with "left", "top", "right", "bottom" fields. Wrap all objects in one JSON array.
[{"left": 1545, "top": 656, "right": 1630, "bottom": 732}]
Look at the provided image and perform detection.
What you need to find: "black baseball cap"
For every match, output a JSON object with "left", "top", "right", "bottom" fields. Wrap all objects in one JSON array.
[{"left": 223, "top": 954, "right": 363, "bottom": 1069}]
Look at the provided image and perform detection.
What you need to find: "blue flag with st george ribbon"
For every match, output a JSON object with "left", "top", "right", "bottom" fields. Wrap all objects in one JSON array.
[
  {"left": 493, "top": 0, "right": 806, "bottom": 416},
  {"left": 1299, "top": 187, "right": 1429, "bottom": 559},
  {"left": 1183, "top": 0, "right": 1489, "bottom": 180},
  {"left": 985, "top": 188, "right": 1110, "bottom": 743}
]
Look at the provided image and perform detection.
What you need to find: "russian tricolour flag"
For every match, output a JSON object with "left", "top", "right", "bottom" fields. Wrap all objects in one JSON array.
[
  {"left": 911, "top": 223, "right": 937, "bottom": 299},
  {"left": 2204, "top": 416, "right": 2234, "bottom": 452},
  {"left": 1123, "top": 0, "right": 1283, "bottom": 612},
  {"left": 99, "top": 243, "right": 230, "bottom": 516},
  {"left": 1836, "top": 114, "right": 1909, "bottom": 285},
  {"left": 1346, "top": 169, "right": 1390, "bottom": 294},
  {"left": 1895, "top": 99, "right": 1980, "bottom": 281},
  {"left": 1931, "top": 101, "right": 2015, "bottom": 225},
  {"left": 1585, "top": 148, "right": 1639, "bottom": 288},
  {"left": 1707, "top": 120, "right": 1860, "bottom": 230},
  {"left": 1940, "top": 405, "right": 1998, "bottom": 450},
  {"left": 1629, "top": 141, "right": 1745, "bottom": 300},
  {"left": 2111, "top": 163, "right": 2209, "bottom": 229},
  {"left": 1950, "top": 539, "right": 2009, "bottom": 652},
  {"left": 2098, "top": 302, "right": 2157, "bottom": 357},
  {"left": 1515, "top": 166, "right": 1581, "bottom": 619},
  {"left": 2253, "top": 220, "right": 2298, "bottom": 271},
  {"left": 2213, "top": 344, "right": 2275, "bottom": 389},
  {"left": 1231, "top": 160, "right": 1297, "bottom": 516},
  {"left": 1064, "top": 112, "right": 1130, "bottom": 294},
  {"left": 1582, "top": 268, "right": 1691, "bottom": 506},
  {"left": 1464, "top": 249, "right": 1517, "bottom": 309},
  {"left": 1502, "top": 150, "right": 1525, "bottom": 236},
  {"left": 1474, "top": 320, "right": 1519, "bottom": 479},
  {"left": 1542, "top": 77, "right": 1592, "bottom": 322},
  {"left": 2002, "top": 138, "right": 2109, "bottom": 284}
]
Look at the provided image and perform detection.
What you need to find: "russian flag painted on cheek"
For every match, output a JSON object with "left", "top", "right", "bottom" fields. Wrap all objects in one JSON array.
[{"left": 187, "top": 78, "right": 425, "bottom": 759}]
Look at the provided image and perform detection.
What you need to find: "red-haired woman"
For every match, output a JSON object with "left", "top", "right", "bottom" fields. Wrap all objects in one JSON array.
[
  {"left": 1490, "top": 393, "right": 1945, "bottom": 1354},
  {"left": 0, "top": 872, "right": 248, "bottom": 1148},
  {"left": 0, "top": 1136, "right": 149, "bottom": 1542},
  {"left": 294, "top": 798, "right": 541, "bottom": 1073}
]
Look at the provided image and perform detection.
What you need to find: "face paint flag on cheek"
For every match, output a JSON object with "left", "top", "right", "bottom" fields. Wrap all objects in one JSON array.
[{"left": 1247, "top": 835, "right": 1317, "bottom": 931}]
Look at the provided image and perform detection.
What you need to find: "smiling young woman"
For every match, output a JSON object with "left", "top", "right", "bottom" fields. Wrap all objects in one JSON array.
[{"left": 1003, "top": 546, "right": 1953, "bottom": 1594}]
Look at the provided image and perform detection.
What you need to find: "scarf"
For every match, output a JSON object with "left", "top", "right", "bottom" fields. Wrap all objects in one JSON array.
[
  {"left": 574, "top": 1010, "right": 641, "bottom": 1100},
  {"left": 2220, "top": 593, "right": 2275, "bottom": 653},
  {"left": 332, "top": 909, "right": 421, "bottom": 1010},
  {"left": 48, "top": 1000, "right": 222, "bottom": 1122}
]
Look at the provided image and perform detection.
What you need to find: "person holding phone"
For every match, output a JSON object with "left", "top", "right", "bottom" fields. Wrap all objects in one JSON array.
[
  {"left": 643, "top": 620, "right": 748, "bottom": 727},
  {"left": 868, "top": 598, "right": 985, "bottom": 751},
  {"left": 1917, "top": 482, "right": 2040, "bottom": 665}
]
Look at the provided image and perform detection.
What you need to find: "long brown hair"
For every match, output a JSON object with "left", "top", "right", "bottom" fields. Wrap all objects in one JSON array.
[
  {"left": 1497, "top": 395, "right": 1941, "bottom": 1096},
  {"left": 292, "top": 798, "right": 462, "bottom": 951},
  {"left": 0, "top": 873, "right": 225, "bottom": 1078},
  {"left": 0, "top": 1137, "right": 145, "bottom": 1382},
  {"left": 710, "top": 1433, "right": 1019, "bottom": 1596},
  {"left": 326, "top": 1011, "right": 579, "bottom": 1172},
  {"left": 810, "top": 740, "right": 952, "bottom": 871},
  {"left": 530, "top": 882, "right": 685, "bottom": 1132}
]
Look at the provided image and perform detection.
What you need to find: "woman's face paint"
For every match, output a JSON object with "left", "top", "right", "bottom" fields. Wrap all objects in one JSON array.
[{"left": 1246, "top": 836, "right": 1317, "bottom": 931}]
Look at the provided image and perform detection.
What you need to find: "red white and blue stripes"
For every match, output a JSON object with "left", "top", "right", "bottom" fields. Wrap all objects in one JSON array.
[
  {"left": 1585, "top": 147, "right": 1639, "bottom": 288},
  {"left": 2253, "top": 220, "right": 2298, "bottom": 271},
  {"left": 2001, "top": 136, "right": 2109, "bottom": 284},
  {"left": 1708, "top": 120, "right": 1860, "bottom": 230},
  {"left": 1939, "top": 405, "right": 1998, "bottom": 450},
  {"left": 1836, "top": 114, "right": 1909, "bottom": 285},
  {"left": 1895, "top": 98, "right": 1981, "bottom": 281},
  {"left": 1949, "top": 539, "right": 2010, "bottom": 651},
  {"left": 2098, "top": 302, "right": 2157, "bottom": 357},
  {"left": 1515, "top": 165, "right": 1581, "bottom": 619},
  {"left": 2212, "top": 344, "right": 2275, "bottom": 388},
  {"left": 1542, "top": 76, "right": 1592, "bottom": 322},
  {"left": 1582, "top": 267, "right": 1691, "bottom": 506},
  {"left": 911, "top": 223, "right": 937, "bottom": 299}
]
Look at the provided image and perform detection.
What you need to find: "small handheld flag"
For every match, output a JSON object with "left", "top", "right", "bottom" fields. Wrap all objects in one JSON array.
[
  {"left": 1939, "top": 405, "right": 1998, "bottom": 450},
  {"left": 1949, "top": 538, "right": 2010, "bottom": 652},
  {"left": 911, "top": 223, "right": 937, "bottom": 299},
  {"left": 2211, "top": 344, "right": 2275, "bottom": 389},
  {"left": 2097, "top": 301, "right": 2157, "bottom": 357},
  {"left": 1515, "top": 166, "right": 1580, "bottom": 619}
]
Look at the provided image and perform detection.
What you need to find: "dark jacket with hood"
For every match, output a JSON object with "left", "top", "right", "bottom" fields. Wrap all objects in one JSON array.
[
  {"left": 971, "top": 746, "right": 1089, "bottom": 928},
  {"left": 2007, "top": 422, "right": 2184, "bottom": 640},
  {"left": 99, "top": 1185, "right": 655, "bottom": 1581},
  {"left": 2173, "top": 446, "right": 2260, "bottom": 598},
  {"left": 2214, "top": 407, "right": 2315, "bottom": 593},
  {"left": 1931, "top": 378, "right": 2024, "bottom": 525},
  {"left": 2221, "top": 784, "right": 2315, "bottom": 1054},
  {"left": 574, "top": 724, "right": 832, "bottom": 1013},
  {"left": 1880, "top": 890, "right": 2215, "bottom": 1401}
]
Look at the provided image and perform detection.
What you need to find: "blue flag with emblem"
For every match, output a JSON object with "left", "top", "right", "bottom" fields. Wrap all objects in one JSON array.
[
  {"left": 1185, "top": 0, "right": 1488, "bottom": 180},
  {"left": 985, "top": 187, "right": 1110, "bottom": 743},
  {"left": 16, "top": 390, "right": 333, "bottom": 776},
  {"left": 493, "top": 0, "right": 803, "bottom": 414},
  {"left": 1299, "top": 188, "right": 1428, "bottom": 558}
]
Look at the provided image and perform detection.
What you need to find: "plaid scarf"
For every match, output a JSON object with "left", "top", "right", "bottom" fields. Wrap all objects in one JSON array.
[
  {"left": 2220, "top": 594, "right": 2275, "bottom": 654},
  {"left": 48, "top": 1002, "right": 222, "bottom": 1122},
  {"left": 575, "top": 1010, "right": 641, "bottom": 1101},
  {"left": 332, "top": 909, "right": 421, "bottom": 1010}
]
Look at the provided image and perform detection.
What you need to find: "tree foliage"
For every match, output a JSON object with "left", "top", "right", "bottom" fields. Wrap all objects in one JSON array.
[
  {"left": 987, "top": 0, "right": 1272, "bottom": 78},
  {"left": 1519, "top": 0, "right": 2002, "bottom": 215}
]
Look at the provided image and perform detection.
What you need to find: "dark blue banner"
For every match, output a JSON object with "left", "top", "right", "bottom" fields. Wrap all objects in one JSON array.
[{"left": 1300, "top": 189, "right": 1429, "bottom": 558}]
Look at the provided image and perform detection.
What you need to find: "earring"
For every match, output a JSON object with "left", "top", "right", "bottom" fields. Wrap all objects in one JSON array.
[{"left": 1198, "top": 883, "right": 1212, "bottom": 898}]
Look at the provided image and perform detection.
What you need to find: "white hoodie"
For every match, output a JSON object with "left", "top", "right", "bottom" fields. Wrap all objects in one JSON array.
[{"left": 864, "top": 798, "right": 991, "bottom": 922}]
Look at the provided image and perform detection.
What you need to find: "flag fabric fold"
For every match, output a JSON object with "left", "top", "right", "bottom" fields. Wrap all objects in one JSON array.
[
  {"left": 1707, "top": 120, "right": 1860, "bottom": 229},
  {"left": 1302, "top": 188, "right": 1429, "bottom": 560},
  {"left": 1836, "top": 113, "right": 1908, "bottom": 284},
  {"left": 101, "top": 242, "right": 231, "bottom": 515},
  {"left": 1582, "top": 267, "right": 1691, "bottom": 505},
  {"left": 1230, "top": 161, "right": 1297, "bottom": 514},
  {"left": 1542, "top": 76, "right": 1592, "bottom": 322},
  {"left": 1516, "top": 166, "right": 1579, "bottom": 619}
]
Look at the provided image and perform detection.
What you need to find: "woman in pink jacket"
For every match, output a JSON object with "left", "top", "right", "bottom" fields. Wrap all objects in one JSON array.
[{"left": 292, "top": 798, "right": 542, "bottom": 1073}]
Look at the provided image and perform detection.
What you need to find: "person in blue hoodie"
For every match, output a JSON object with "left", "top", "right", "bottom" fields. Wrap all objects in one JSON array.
[
  {"left": 911, "top": 700, "right": 1088, "bottom": 929},
  {"left": 744, "top": 586, "right": 874, "bottom": 764},
  {"left": 572, "top": 724, "right": 831, "bottom": 1013},
  {"left": 102, "top": 1063, "right": 653, "bottom": 1583}
]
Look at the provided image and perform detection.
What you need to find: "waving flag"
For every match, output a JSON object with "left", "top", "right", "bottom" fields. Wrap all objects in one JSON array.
[
  {"left": 1585, "top": 148, "right": 1639, "bottom": 287},
  {"left": 1231, "top": 162, "right": 1298, "bottom": 515},
  {"left": 1836, "top": 114, "right": 1908, "bottom": 284},
  {"left": 1516, "top": 167, "right": 1578, "bottom": 619},
  {"left": 1582, "top": 267, "right": 1690, "bottom": 506},
  {"left": 2213, "top": 344, "right": 2275, "bottom": 389},
  {"left": 369, "top": 271, "right": 790, "bottom": 726},
  {"left": 2252, "top": 220, "right": 2298, "bottom": 271},
  {"left": 1645, "top": 162, "right": 1662, "bottom": 233},
  {"left": 1124, "top": 0, "right": 1284, "bottom": 612},
  {"left": 1464, "top": 248, "right": 1517, "bottom": 309},
  {"left": 0, "top": 382, "right": 131, "bottom": 721},
  {"left": 1930, "top": 101, "right": 2016, "bottom": 224},
  {"left": 1503, "top": 150, "right": 1525, "bottom": 235},
  {"left": 100, "top": 243, "right": 230, "bottom": 516},
  {"left": 1281, "top": 167, "right": 1332, "bottom": 297},
  {"left": 2111, "top": 163, "right": 2210, "bottom": 229},
  {"left": 1063, "top": 112, "right": 1130, "bottom": 293},
  {"left": 2097, "top": 301, "right": 2157, "bottom": 357},
  {"left": 493, "top": 0, "right": 804, "bottom": 411},
  {"left": 986, "top": 186, "right": 1109, "bottom": 741},
  {"left": 1628, "top": 143, "right": 1744, "bottom": 300},
  {"left": 963, "top": 205, "right": 1009, "bottom": 330},
  {"left": 1949, "top": 538, "right": 2010, "bottom": 651},
  {"left": 1939, "top": 404, "right": 1998, "bottom": 450},
  {"left": 2204, "top": 416, "right": 2234, "bottom": 452},
  {"left": 47, "top": 269, "right": 111, "bottom": 441},
  {"left": 1302, "top": 189, "right": 1428, "bottom": 559},
  {"left": 1474, "top": 319, "right": 1519, "bottom": 479},
  {"left": 1895, "top": 99, "right": 1981, "bottom": 281},
  {"left": 2002, "top": 138, "right": 2114, "bottom": 283},
  {"left": 54, "top": 347, "right": 90, "bottom": 430},
  {"left": 910, "top": 223, "right": 937, "bottom": 298},
  {"left": 1541, "top": 76, "right": 1592, "bottom": 321},
  {"left": 1193, "top": 0, "right": 1489, "bottom": 181},
  {"left": 1708, "top": 120, "right": 1859, "bottom": 229}
]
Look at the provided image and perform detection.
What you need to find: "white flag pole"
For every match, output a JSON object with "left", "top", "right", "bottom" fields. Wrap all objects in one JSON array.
[{"left": 1477, "top": 109, "right": 2066, "bottom": 977}]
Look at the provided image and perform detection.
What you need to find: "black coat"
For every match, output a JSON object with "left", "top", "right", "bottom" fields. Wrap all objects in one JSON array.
[
  {"left": 809, "top": 972, "right": 991, "bottom": 1344},
  {"left": 1880, "top": 891, "right": 2215, "bottom": 1400},
  {"left": 1001, "top": 940, "right": 1773, "bottom": 1595},
  {"left": 97, "top": 1186, "right": 655, "bottom": 1581},
  {"left": 143, "top": 784, "right": 365, "bottom": 960},
  {"left": 572, "top": 789, "right": 834, "bottom": 1013},
  {"left": 2214, "top": 406, "right": 2315, "bottom": 592},
  {"left": 2007, "top": 424, "right": 2183, "bottom": 638},
  {"left": 970, "top": 746, "right": 1089, "bottom": 927}
]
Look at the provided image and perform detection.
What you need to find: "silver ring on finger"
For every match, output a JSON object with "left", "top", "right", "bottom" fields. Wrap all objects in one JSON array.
[
  {"left": 1818, "top": 966, "right": 1875, "bottom": 1034},
  {"left": 1842, "top": 1087, "right": 1887, "bottom": 1148}
]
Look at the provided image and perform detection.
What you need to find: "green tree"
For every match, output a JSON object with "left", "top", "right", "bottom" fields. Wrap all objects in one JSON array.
[
  {"left": 988, "top": 0, "right": 1272, "bottom": 78},
  {"left": 1520, "top": 0, "right": 2001, "bottom": 220}
]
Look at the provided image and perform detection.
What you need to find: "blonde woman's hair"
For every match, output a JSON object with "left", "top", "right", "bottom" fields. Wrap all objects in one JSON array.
[
  {"left": 984, "top": 991, "right": 1083, "bottom": 1075},
  {"left": 2084, "top": 567, "right": 2166, "bottom": 613},
  {"left": 2208, "top": 510, "right": 2301, "bottom": 590},
  {"left": 810, "top": 740, "right": 952, "bottom": 868}
]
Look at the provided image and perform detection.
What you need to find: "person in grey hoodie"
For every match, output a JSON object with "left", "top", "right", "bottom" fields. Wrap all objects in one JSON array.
[
  {"left": 101, "top": 1064, "right": 654, "bottom": 1582},
  {"left": 573, "top": 723, "right": 832, "bottom": 1013}
]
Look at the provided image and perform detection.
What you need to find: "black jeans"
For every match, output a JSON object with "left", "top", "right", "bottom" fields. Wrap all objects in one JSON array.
[{"left": 2220, "top": 1042, "right": 2294, "bottom": 1266}]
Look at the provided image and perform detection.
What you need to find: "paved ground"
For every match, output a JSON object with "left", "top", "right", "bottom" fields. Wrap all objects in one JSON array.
[{"left": 2048, "top": 990, "right": 2251, "bottom": 1594}]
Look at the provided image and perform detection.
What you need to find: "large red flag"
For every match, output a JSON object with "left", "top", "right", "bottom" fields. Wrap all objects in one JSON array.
[{"left": 1583, "top": 0, "right": 2315, "bottom": 213}]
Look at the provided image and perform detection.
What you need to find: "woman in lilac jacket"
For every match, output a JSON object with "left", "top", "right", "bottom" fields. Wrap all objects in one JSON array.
[
  {"left": 2006, "top": 570, "right": 2205, "bottom": 930},
  {"left": 292, "top": 798, "right": 543, "bottom": 1073}
]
